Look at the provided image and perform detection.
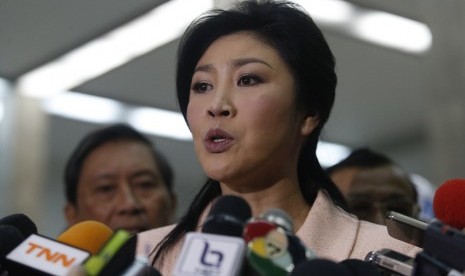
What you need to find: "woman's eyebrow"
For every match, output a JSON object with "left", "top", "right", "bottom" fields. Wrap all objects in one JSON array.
[
  {"left": 194, "top": 63, "right": 213, "bottom": 73},
  {"left": 232, "top": 57, "right": 274, "bottom": 69},
  {"left": 194, "top": 57, "right": 274, "bottom": 73}
]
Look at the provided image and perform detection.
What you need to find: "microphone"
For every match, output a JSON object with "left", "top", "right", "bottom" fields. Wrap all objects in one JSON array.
[
  {"left": 57, "top": 220, "right": 113, "bottom": 255},
  {"left": 172, "top": 195, "right": 252, "bottom": 276},
  {"left": 120, "top": 255, "right": 162, "bottom": 276},
  {"left": 67, "top": 256, "right": 162, "bottom": 276},
  {"left": 290, "top": 259, "right": 352, "bottom": 276},
  {"left": 261, "top": 209, "right": 316, "bottom": 262},
  {"left": 384, "top": 211, "right": 427, "bottom": 247},
  {"left": 413, "top": 251, "right": 463, "bottom": 276},
  {"left": 340, "top": 259, "right": 381, "bottom": 275},
  {"left": 0, "top": 225, "right": 25, "bottom": 273},
  {"left": 202, "top": 195, "right": 252, "bottom": 237},
  {"left": 433, "top": 178, "right": 465, "bottom": 230},
  {"left": 365, "top": 248, "right": 414, "bottom": 276},
  {"left": 94, "top": 236, "right": 162, "bottom": 276},
  {"left": 421, "top": 220, "right": 465, "bottom": 273},
  {"left": 61, "top": 221, "right": 145, "bottom": 276},
  {"left": 83, "top": 229, "right": 137, "bottom": 276},
  {"left": 3, "top": 232, "right": 91, "bottom": 275},
  {"left": 0, "top": 213, "right": 38, "bottom": 238},
  {"left": 3, "top": 220, "right": 113, "bottom": 275},
  {"left": 58, "top": 221, "right": 159, "bottom": 276},
  {"left": 0, "top": 213, "right": 39, "bottom": 274},
  {"left": 0, "top": 225, "right": 24, "bottom": 257},
  {"left": 259, "top": 208, "right": 294, "bottom": 232},
  {"left": 291, "top": 258, "right": 382, "bottom": 276},
  {"left": 243, "top": 208, "right": 315, "bottom": 275}
]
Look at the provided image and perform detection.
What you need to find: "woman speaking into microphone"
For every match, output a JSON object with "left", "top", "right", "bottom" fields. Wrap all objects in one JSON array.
[{"left": 137, "top": 0, "right": 420, "bottom": 274}]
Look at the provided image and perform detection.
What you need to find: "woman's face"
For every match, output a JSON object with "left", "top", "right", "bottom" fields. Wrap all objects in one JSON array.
[{"left": 187, "top": 32, "right": 317, "bottom": 190}]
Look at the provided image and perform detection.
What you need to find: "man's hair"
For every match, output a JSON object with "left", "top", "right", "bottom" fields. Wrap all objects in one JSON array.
[
  {"left": 326, "top": 148, "right": 394, "bottom": 175},
  {"left": 326, "top": 147, "right": 417, "bottom": 202},
  {"left": 64, "top": 123, "right": 174, "bottom": 204}
]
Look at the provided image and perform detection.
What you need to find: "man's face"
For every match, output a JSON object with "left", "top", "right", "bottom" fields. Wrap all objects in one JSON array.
[
  {"left": 65, "top": 140, "right": 176, "bottom": 233},
  {"left": 345, "top": 166, "right": 418, "bottom": 225},
  {"left": 330, "top": 167, "right": 361, "bottom": 197}
]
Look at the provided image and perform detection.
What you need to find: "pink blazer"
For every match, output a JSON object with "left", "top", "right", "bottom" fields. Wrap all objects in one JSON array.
[{"left": 137, "top": 191, "right": 420, "bottom": 275}]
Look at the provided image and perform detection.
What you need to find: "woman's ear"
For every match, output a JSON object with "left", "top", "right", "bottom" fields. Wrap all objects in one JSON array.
[
  {"left": 64, "top": 202, "right": 79, "bottom": 226},
  {"left": 301, "top": 114, "right": 319, "bottom": 136}
]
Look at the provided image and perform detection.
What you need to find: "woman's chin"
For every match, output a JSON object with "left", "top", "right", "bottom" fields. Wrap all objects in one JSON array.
[
  {"left": 205, "top": 169, "right": 238, "bottom": 184},
  {"left": 203, "top": 163, "right": 234, "bottom": 180}
]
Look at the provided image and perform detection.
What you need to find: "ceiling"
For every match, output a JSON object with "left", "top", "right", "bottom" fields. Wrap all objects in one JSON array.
[
  {"left": 1, "top": 0, "right": 456, "bottom": 234},
  {"left": 0, "top": 0, "right": 430, "bottom": 145}
]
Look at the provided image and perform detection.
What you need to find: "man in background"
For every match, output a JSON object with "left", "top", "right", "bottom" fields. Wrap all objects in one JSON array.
[
  {"left": 326, "top": 148, "right": 419, "bottom": 225},
  {"left": 63, "top": 123, "right": 176, "bottom": 233}
]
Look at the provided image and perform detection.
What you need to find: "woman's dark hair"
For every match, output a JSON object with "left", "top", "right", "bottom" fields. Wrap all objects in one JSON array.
[
  {"left": 64, "top": 123, "right": 174, "bottom": 205},
  {"left": 152, "top": 0, "right": 346, "bottom": 265}
]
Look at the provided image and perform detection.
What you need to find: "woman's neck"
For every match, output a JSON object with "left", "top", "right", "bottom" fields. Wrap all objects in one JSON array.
[{"left": 220, "top": 178, "right": 311, "bottom": 233}]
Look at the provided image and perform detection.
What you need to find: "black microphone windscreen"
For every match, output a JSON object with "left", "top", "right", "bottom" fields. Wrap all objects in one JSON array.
[
  {"left": 134, "top": 265, "right": 162, "bottom": 276},
  {"left": 291, "top": 259, "right": 352, "bottom": 276},
  {"left": 340, "top": 259, "right": 382, "bottom": 276},
  {"left": 0, "top": 214, "right": 37, "bottom": 238},
  {"left": 202, "top": 195, "right": 252, "bottom": 237},
  {"left": 286, "top": 234, "right": 310, "bottom": 264},
  {"left": 0, "top": 225, "right": 24, "bottom": 259}
]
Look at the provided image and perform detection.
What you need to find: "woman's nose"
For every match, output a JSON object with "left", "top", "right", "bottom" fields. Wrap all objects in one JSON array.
[
  {"left": 208, "top": 107, "right": 232, "bottom": 117},
  {"left": 207, "top": 90, "right": 236, "bottom": 118}
]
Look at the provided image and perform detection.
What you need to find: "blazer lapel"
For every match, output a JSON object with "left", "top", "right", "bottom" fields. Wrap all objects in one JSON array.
[{"left": 296, "top": 190, "right": 359, "bottom": 261}]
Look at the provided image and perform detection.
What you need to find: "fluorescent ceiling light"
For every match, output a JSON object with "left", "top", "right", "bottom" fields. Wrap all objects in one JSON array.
[
  {"left": 354, "top": 12, "right": 432, "bottom": 53},
  {"left": 294, "top": 0, "right": 432, "bottom": 54},
  {"left": 316, "top": 141, "right": 351, "bottom": 167},
  {"left": 128, "top": 107, "right": 192, "bottom": 141},
  {"left": 42, "top": 92, "right": 123, "bottom": 124},
  {"left": 42, "top": 91, "right": 191, "bottom": 141},
  {"left": 0, "top": 78, "right": 9, "bottom": 123},
  {"left": 0, "top": 101, "right": 4, "bottom": 123},
  {"left": 16, "top": 0, "right": 214, "bottom": 98}
]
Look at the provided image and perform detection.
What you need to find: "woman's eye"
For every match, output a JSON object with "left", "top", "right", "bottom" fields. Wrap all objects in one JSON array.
[
  {"left": 192, "top": 82, "right": 212, "bottom": 93},
  {"left": 238, "top": 75, "right": 262, "bottom": 86}
]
